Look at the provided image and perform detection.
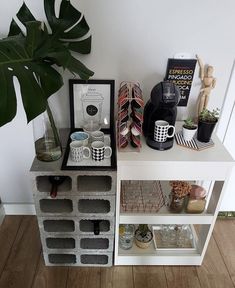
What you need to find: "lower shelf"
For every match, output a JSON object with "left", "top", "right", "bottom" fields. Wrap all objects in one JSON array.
[
  {"left": 116, "top": 224, "right": 202, "bottom": 265},
  {"left": 116, "top": 240, "right": 202, "bottom": 265}
]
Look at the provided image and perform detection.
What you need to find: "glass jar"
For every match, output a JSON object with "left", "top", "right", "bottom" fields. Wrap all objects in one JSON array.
[
  {"left": 119, "top": 224, "right": 135, "bottom": 250},
  {"left": 33, "top": 103, "right": 62, "bottom": 162},
  {"left": 186, "top": 185, "right": 207, "bottom": 213},
  {"left": 186, "top": 197, "right": 206, "bottom": 213},
  {"left": 169, "top": 194, "right": 185, "bottom": 213}
]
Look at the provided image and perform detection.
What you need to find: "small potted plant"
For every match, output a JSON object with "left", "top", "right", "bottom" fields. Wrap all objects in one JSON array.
[
  {"left": 182, "top": 118, "right": 197, "bottom": 141},
  {"left": 197, "top": 108, "right": 219, "bottom": 143},
  {"left": 135, "top": 224, "right": 153, "bottom": 249},
  {"left": 169, "top": 181, "right": 192, "bottom": 213}
]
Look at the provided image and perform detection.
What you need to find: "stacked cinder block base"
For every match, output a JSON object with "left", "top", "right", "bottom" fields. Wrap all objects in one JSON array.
[{"left": 30, "top": 164, "right": 116, "bottom": 267}]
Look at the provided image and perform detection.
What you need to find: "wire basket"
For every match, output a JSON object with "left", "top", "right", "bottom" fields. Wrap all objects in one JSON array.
[{"left": 120, "top": 181, "right": 166, "bottom": 213}]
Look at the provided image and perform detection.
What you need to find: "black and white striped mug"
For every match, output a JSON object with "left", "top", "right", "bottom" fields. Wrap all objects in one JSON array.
[{"left": 91, "top": 141, "right": 112, "bottom": 161}]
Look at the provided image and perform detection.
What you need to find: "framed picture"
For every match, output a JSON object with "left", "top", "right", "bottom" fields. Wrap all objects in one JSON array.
[
  {"left": 69, "top": 79, "right": 115, "bottom": 131},
  {"left": 61, "top": 79, "right": 117, "bottom": 170}
]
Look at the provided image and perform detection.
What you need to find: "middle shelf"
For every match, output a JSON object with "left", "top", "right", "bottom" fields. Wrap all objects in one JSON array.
[
  {"left": 119, "top": 212, "right": 214, "bottom": 225},
  {"left": 119, "top": 180, "right": 216, "bottom": 224}
]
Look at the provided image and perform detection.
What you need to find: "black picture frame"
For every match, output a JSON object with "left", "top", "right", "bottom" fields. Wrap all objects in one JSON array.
[{"left": 61, "top": 79, "right": 117, "bottom": 171}]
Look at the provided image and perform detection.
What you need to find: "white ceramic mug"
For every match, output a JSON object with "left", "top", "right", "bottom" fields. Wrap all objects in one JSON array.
[
  {"left": 70, "top": 131, "right": 89, "bottom": 146},
  {"left": 91, "top": 141, "right": 112, "bottom": 161},
  {"left": 90, "top": 130, "right": 105, "bottom": 143},
  {"left": 154, "top": 120, "right": 175, "bottom": 142},
  {"left": 70, "top": 141, "right": 91, "bottom": 162}
]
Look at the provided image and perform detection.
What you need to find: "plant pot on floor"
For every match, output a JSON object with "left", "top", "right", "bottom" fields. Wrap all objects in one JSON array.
[
  {"left": 135, "top": 225, "right": 153, "bottom": 249},
  {"left": 197, "top": 120, "right": 217, "bottom": 143}
]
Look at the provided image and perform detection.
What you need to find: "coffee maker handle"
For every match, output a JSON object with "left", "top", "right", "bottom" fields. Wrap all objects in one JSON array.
[{"left": 167, "top": 126, "right": 175, "bottom": 138}]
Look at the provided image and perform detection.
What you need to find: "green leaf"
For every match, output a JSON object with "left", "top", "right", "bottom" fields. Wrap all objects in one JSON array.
[
  {"left": 46, "top": 48, "right": 71, "bottom": 68},
  {"left": 0, "top": 35, "right": 29, "bottom": 64},
  {"left": 8, "top": 19, "right": 23, "bottom": 36},
  {"left": 62, "top": 16, "right": 89, "bottom": 39},
  {"left": 0, "top": 67, "right": 16, "bottom": 126},
  {"left": 67, "top": 55, "right": 94, "bottom": 80},
  {"left": 44, "top": 0, "right": 56, "bottom": 29},
  {"left": 17, "top": 65, "right": 48, "bottom": 123},
  {"left": 25, "top": 21, "right": 43, "bottom": 57},
  {"left": 0, "top": 0, "right": 93, "bottom": 127},
  {"left": 59, "top": 0, "right": 81, "bottom": 28},
  {"left": 68, "top": 36, "right": 92, "bottom": 54},
  {"left": 16, "top": 2, "right": 36, "bottom": 27},
  {"left": 30, "top": 63, "right": 64, "bottom": 98}
]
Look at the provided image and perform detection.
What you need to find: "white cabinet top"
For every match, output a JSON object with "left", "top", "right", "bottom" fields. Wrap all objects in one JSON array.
[{"left": 117, "top": 124, "right": 234, "bottom": 180}]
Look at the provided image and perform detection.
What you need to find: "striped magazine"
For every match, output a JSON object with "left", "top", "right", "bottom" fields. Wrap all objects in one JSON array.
[{"left": 175, "top": 131, "right": 214, "bottom": 151}]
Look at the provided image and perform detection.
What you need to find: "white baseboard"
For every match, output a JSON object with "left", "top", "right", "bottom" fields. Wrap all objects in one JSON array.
[{"left": 3, "top": 204, "right": 36, "bottom": 215}]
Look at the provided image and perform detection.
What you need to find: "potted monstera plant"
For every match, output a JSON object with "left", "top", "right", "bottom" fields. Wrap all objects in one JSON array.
[{"left": 0, "top": 0, "right": 94, "bottom": 161}]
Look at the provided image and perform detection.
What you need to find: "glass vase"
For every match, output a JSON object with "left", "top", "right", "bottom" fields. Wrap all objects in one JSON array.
[
  {"left": 119, "top": 224, "right": 135, "bottom": 250},
  {"left": 33, "top": 103, "right": 62, "bottom": 162}
]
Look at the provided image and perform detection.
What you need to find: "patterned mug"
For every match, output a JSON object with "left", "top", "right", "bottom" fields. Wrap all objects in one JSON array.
[
  {"left": 91, "top": 141, "right": 112, "bottom": 161},
  {"left": 154, "top": 120, "right": 175, "bottom": 142},
  {"left": 70, "top": 141, "right": 91, "bottom": 162}
]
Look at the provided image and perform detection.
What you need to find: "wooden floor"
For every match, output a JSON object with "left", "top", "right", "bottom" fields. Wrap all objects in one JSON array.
[{"left": 0, "top": 216, "right": 234, "bottom": 288}]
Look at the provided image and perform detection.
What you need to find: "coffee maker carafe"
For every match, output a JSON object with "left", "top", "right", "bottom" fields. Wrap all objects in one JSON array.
[{"left": 143, "top": 81, "right": 180, "bottom": 150}]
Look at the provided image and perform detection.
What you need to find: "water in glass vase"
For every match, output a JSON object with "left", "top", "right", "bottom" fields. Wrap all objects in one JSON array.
[{"left": 35, "top": 138, "right": 62, "bottom": 162}]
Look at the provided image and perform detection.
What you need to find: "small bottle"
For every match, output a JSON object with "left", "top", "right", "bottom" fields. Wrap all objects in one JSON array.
[{"left": 119, "top": 224, "right": 135, "bottom": 250}]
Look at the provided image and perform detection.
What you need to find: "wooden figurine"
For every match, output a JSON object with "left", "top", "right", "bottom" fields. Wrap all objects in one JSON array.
[{"left": 196, "top": 55, "right": 216, "bottom": 117}]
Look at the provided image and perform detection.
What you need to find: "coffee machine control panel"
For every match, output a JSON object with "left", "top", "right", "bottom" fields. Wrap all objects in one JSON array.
[{"left": 162, "top": 82, "right": 176, "bottom": 103}]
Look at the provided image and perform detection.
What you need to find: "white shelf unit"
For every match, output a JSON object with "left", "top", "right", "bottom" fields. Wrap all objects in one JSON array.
[{"left": 115, "top": 126, "right": 234, "bottom": 266}]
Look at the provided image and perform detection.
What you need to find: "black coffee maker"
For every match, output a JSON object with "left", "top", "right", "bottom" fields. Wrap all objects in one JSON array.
[{"left": 143, "top": 81, "right": 180, "bottom": 150}]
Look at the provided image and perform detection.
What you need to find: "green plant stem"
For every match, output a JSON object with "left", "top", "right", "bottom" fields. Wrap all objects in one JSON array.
[{"left": 46, "top": 103, "right": 61, "bottom": 149}]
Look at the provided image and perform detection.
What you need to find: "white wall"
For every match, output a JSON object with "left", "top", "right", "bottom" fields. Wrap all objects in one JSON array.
[
  {"left": 0, "top": 0, "right": 235, "bottom": 209},
  {"left": 217, "top": 62, "right": 235, "bottom": 211}
]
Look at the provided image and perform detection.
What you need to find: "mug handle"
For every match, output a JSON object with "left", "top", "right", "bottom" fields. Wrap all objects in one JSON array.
[
  {"left": 83, "top": 147, "right": 91, "bottom": 159},
  {"left": 104, "top": 146, "right": 112, "bottom": 158},
  {"left": 167, "top": 126, "right": 175, "bottom": 138}
]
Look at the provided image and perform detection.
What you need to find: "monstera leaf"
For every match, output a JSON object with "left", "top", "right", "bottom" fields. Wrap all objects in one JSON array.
[{"left": 0, "top": 0, "right": 93, "bottom": 127}]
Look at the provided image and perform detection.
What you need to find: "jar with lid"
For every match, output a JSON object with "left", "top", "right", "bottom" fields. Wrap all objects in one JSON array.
[
  {"left": 186, "top": 185, "right": 207, "bottom": 213},
  {"left": 168, "top": 181, "right": 191, "bottom": 213},
  {"left": 119, "top": 224, "right": 135, "bottom": 250},
  {"left": 169, "top": 194, "right": 186, "bottom": 213}
]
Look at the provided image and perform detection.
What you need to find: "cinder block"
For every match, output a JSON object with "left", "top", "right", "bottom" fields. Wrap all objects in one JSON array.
[
  {"left": 40, "top": 234, "right": 78, "bottom": 253},
  {"left": 30, "top": 172, "right": 76, "bottom": 197},
  {"left": 31, "top": 163, "right": 117, "bottom": 267},
  {"left": 78, "top": 216, "right": 115, "bottom": 236},
  {"left": 77, "top": 171, "right": 117, "bottom": 196},
  {"left": 30, "top": 170, "right": 117, "bottom": 197},
  {"left": 79, "top": 252, "right": 113, "bottom": 267},
  {"left": 79, "top": 235, "right": 114, "bottom": 252},
  {"left": 77, "top": 195, "right": 115, "bottom": 217},
  {"left": 43, "top": 252, "right": 78, "bottom": 266},
  {"left": 34, "top": 195, "right": 76, "bottom": 217},
  {"left": 38, "top": 216, "right": 78, "bottom": 235},
  {"left": 43, "top": 251, "right": 113, "bottom": 267}
]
